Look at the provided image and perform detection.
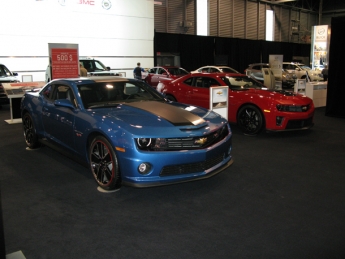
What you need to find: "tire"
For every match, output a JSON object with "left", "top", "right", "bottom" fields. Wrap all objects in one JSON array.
[
  {"left": 89, "top": 136, "right": 121, "bottom": 190},
  {"left": 22, "top": 113, "right": 40, "bottom": 149},
  {"left": 165, "top": 94, "right": 177, "bottom": 102},
  {"left": 237, "top": 105, "right": 264, "bottom": 135}
]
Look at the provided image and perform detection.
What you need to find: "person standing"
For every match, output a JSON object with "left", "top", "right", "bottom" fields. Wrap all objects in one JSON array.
[
  {"left": 322, "top": 65, "right": 328, "bottom": 81},
  {"left": 133, "top": 62, "right": 145, "bottom": 80},
  {"left": 80, "top": 63, "right": 88, "bottom": 77}
]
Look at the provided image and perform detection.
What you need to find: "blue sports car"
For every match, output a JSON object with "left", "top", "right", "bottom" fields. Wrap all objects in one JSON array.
[{"left": 21, "top": 76, "right": 233, "bottom": 190}]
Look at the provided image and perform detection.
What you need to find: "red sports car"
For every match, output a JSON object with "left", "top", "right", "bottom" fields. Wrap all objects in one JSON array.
[
  {"left": 160, "top": 73, "right": 315, "bottom": 135},
  {"left": 145, "top": 66, "right": 189, "bottom": 88}
]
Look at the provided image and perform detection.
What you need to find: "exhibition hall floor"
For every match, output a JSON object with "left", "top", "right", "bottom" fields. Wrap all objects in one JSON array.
[{"left": 0, "top": 104, "right": 344, "bottom": 259}]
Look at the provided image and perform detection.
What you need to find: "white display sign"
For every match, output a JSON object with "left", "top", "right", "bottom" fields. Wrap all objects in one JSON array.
[
  {"left": 209, "top": 86, "right": 228, "bottom": 120},
  {"left": 269, "top": 55, "right": 283, "bottom": 90},
  {"left": 311, "top": 25, "right": 329, "bottom": 70}
]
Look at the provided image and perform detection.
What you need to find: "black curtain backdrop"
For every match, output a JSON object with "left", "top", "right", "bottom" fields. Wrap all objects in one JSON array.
[
  {"left": 325, "top": 16, "right": 345, "bottom": 118},
  {"left": 154, "top": 32, "right": 311, "bottom": 74}
]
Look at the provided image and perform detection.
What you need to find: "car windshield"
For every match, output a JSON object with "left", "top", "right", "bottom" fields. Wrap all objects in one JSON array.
[
  {"left": 167, "top": 68, "right": 189, "bottom": 75},
  {"left": 0, "top": 65, "right": 12, "bottom": 77},
  {"left": 78, "top": 80, "right": 165, "bottom": 109},
  {"left": 300, "top": 65, "right": 311, "bottom": 70},
  {"left": 221, "top": 76, "right": 264, "bottom": 90}
]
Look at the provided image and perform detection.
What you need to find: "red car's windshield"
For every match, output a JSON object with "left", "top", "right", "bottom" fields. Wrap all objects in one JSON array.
[{"left": 221, "top": 76, "right": 264, "bottom": 90}]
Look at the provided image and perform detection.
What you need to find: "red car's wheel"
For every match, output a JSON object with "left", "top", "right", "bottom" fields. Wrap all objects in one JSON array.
[
  {"left": 237, "top": 105, "right": 264, "bottom": 135},
  {"left": 89, "top": 136, "right": 121, "bottom": 190},
  {"left": 22, "top": 113, "right": 40, "bottom": 149}
]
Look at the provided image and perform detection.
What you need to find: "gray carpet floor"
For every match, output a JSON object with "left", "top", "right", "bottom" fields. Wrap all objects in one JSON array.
[{"left": 1, "top": 104, "right": 344, "bottom": 259}]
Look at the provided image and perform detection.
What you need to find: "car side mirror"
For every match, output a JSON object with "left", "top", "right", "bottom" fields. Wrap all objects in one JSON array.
[
  {"left": 13, "top": 72, "right": 18, "bottom": 76},
  {"left": 54, "top": 99, "right": 75, "bottom": 109},
  {"left": 106, "top": 67, "right": 111, "bottom": 71}
]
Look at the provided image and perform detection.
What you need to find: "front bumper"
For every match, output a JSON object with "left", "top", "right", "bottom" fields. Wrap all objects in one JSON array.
[{"left": 118, "top": 132, "right": 233, "bottom": 187}]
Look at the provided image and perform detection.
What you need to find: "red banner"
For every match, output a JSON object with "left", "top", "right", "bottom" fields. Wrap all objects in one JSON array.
[{"left": 51, "top": 48, "right": 79, "bottom": 79}]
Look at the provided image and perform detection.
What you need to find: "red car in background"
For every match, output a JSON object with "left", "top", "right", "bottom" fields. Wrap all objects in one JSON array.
[
  {"left": 145, "top": 66, "right": 189, "bottom": 88},
  {"left": 160, "top": 73, "right": 314, "bottom": 135}
]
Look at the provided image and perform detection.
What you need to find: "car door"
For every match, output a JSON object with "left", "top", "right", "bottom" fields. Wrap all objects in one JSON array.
[
  {"left": 41, "top": 83, "right": 76, "bottom": 151},
  {"left": 184, "top": 76, "right": 221, "bottom": 108},
  {"left": 151, "top": 67, "right": 168, "bottom": 87},
  {"left": 145, "top": 67, "right": 157, "bottom": 86}
]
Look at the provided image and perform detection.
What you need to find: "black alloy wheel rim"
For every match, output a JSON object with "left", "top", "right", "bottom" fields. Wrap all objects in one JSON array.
[
  {"left": 239, "top": 107, "right": 261, "bottom": 134},
  {"left": 90, "top": 140, "right": 114, "bottom": 186},
  {"left": 23, "top": 115, "right": 35, "bottom": 145}
]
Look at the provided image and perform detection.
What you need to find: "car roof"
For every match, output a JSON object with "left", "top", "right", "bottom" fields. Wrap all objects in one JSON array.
[
  {"left": 248, "top": 63, "right": 269, "bottom": 66},
  {"left": 189, "top": 72, "right": 246, "bottom": 77},
  {"left": 154, "top": 66, "right": 182, "bottom": 69},
  {"left": 50, "top": 76, "right": 131, "bottom": 84}
]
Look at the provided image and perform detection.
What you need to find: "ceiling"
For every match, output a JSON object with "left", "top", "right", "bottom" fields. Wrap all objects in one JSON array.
[{"left": 258, "top": 0, "right": 345, "bottom": 14}]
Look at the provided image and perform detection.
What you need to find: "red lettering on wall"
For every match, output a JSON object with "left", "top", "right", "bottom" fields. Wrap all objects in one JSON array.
[{"left": 78, "top": 0, "right": 95, "bottom": 5}]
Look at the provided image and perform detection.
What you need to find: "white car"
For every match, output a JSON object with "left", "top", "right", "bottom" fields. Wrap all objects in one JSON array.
[
  {"left": 0, "top": 63, "right": 20, "bottom": 105},
  {"left": 191, "top": 65, "right": 239, "bottom": 74},
  {"left": 282, "top": 62, "right": 323, "bottom": 81}
]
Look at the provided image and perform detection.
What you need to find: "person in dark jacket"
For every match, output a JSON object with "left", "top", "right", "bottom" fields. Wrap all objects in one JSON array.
[
  {"left": 133, "top": 62, "right": 145, "bottom": 80},
  {"left": 322, "top": 65, "right": 328, "bottom": 81}
]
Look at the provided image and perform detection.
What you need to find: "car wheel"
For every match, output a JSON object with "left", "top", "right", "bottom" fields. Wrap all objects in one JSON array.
[
  {"left": 237, "top": 105, "right": 264, "bottom": 135},
  {"left": 89, "top": 136, "right": 121, "bottom": 190},
  {"left": 165, "top": 94, "right": 177, "bottom": 102},
  {"left": 22, "top": 113, "right": 40, "bottom": 149}
]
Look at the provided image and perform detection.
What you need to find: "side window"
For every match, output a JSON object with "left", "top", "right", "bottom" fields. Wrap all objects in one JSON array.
[
  {"left": 183, "top": 78, "right": 193, "bottom": 86},
  {"left": 94, "top": 61, "right": 104, "bottom": 70},
  {"left": 195, "top": 77, "right": 203, "bottom": 87},
  {"left": 158, "top": 68, "right": 166, "bottom": 75},
  {"left": 54, "top": 85, "right": 77, "bottom": 107},
  {"left": 208, "top": 78, "right": 221, "bottom": 87},
  {"left": 42, "top": 85, "right": 54, "bottom": 100},
  {"left": 148, "top": 68, "right": 156, "bottom": 73},
  {"left": 209, "top": 68, "right": 217, "bottom": 73}
]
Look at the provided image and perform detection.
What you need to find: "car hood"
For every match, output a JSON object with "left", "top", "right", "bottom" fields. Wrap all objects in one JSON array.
[
  {"left": 0, "top": 75, "right": 19, "bottom": 82},
  {"left": 91, "top": 101, "right": 224, "bottom": 133},
  {"left": 246, "top": 88, "right": 313, "bottom": 104}
]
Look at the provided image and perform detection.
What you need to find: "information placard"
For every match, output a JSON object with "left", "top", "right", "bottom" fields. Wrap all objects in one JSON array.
[
  {"left": 48, "top": 43, "right": 79, "bottom": 80},
  {"left": 209, "top": 86, "right": 228, "bottom": 120}
]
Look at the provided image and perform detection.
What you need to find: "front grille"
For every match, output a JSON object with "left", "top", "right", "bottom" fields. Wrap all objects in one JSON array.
[
  {"left": 160, "top": 153, "right": 226, "bottom": 176},
  {"left": 137, "top": 124, "right": 230, "bottom": 151},
  {"left": 286, "top": 117, "right": 313, "bottom": 129},
  {"left": 277, "top": 103, "right": 311, "bottom": 112},
  {"left": 164, "top": 125, "right": 229, "bottom": 150}
]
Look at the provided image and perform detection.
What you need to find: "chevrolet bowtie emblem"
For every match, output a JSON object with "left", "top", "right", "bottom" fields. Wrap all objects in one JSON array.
[{"left": 195, "top": 137, "right": 207, "bottom": 145}]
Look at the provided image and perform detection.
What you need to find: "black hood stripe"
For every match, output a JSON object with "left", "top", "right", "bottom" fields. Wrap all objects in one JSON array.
[{"left": 125, "top": 101, "right": 205, "bottom": 126}]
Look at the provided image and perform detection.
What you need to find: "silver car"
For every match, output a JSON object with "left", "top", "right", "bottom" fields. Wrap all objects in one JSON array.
[
  {"left": 245, "top": 63, "right": 296, "bottom": 89},
  {"left": 282, "top": 62, "right": 323, "bottom": 81},
  {"left": 191, "top": 65, "right": 239, "bottom": 74}
]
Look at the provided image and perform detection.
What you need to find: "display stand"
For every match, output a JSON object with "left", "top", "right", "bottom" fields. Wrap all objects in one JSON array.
[
  {"left": 305, "top": 82, "right": 327, "bottom": 107},
  {"left": 3, "top": 82, "right": 45, "bottom": 124},
  {"left": 5, "top": 88, "right": 26, "bottom": 124},
  {"left": 209, "top": 86, "right": 228, "bottom": 120},
  {"left": 294, "top": 79, "right": 306, "bottom": 95}
]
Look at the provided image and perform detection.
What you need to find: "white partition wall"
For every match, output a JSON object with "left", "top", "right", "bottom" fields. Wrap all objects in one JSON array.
[{"left": 0, "top": 0, "right": 154, "bottom": 81}]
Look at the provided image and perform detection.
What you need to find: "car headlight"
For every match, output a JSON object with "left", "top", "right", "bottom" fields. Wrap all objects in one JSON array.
[
  {"left": 136, "top": 138, "right": 167, "bottom": 151},
  {"left": 136, "top": 138, "right": 152, "bottom": 148}
]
